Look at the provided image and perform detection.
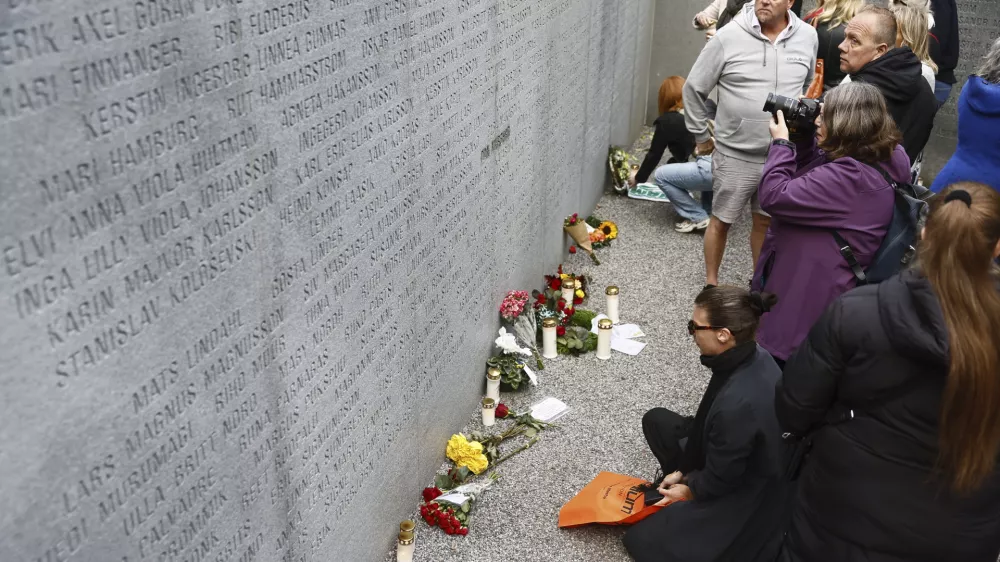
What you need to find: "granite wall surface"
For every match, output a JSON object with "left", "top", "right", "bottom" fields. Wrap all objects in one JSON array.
[{"left": 0, "top": 0, "right": 652, "bottom": 560}]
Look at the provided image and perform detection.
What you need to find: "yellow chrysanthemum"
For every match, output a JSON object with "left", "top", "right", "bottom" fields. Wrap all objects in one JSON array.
[
  {"left": 560, "top": 273, "right": 571, "bottom": 280},
  {"left": 445, "top": 434, "right": 490, "bottom": 474},
  {"left": 599, "top": 221, "right": 618, "bottom": 240},
  {"left": 575, "top": 289, "right": 585, "bottom": 299}
]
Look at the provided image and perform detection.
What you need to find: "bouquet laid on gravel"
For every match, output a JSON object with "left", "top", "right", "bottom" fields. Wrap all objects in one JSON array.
[
  {"left": 532, "top": 267, "right": 599, "bottom": 355},
  {"left": 564, "top": 213, "right": 600, "bottom": 264},
  {"left": 498, "top": 290, "right": 544, "bottom": 370},
  {"left": 420, "top": 475, "right": 499, "bottom": 535}
]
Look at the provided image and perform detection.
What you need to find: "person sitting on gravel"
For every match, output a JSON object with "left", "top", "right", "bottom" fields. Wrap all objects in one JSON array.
[
  {"left": 629, "top": 76, "right": 714, "bottom": 234},
  {"left": 623, "top": 285, "right": 788, "bottom": 562},
  {"left": 752, "top": 81, "right": 907, "bottom": 369}
]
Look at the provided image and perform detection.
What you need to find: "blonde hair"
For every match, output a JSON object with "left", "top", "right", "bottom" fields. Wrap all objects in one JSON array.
[
  {"left": 890, "top": 4, "right": 938, "bottom": 73},
  {"left": 657, "top": 76, "right": 685, "bottom": 115},
  {"left": 814, "top": 0, "right": 863, "bottom": 27}
]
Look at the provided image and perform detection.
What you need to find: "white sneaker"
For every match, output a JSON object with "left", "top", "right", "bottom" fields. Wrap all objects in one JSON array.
[{"left": 675, "top": 218, "right": 710, "bottom": 233}]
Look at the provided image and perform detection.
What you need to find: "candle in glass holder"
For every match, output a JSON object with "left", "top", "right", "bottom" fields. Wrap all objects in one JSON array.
[
  {"left": 486, "top": 367, "right": 501, "bottom": 401},
  {"left": 482, "top": 397, "right": 496, "bottom": 426},
  {"left": 397, "top": 530, "right": 415, "bottom": 562},
  {"left": 561, "top": 278, "right": 576, "bottom": 305},
  {"left": 597, "top": 318, "right": 613, "bottom": 360},
  {"left": 606, "top": 285, "right": 620, "bottom": 323},
  {"left": 541, "top": 318, "right": 558, "bottom": 359}
]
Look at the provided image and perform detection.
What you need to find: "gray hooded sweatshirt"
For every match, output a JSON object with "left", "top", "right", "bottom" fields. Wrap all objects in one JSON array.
[{"left": 683, "top": 3, "right": 817, "bottom": 163}]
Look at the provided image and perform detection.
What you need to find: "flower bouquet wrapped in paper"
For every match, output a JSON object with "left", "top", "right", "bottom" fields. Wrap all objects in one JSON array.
[
  {"left": 564, "top": 214, "right": 599, "bottom": 265},
  {"left": 499, "top": 290, "right": 543, "bottom": 370},
  {"left": 608, "top": 146, "right": 636, "bottom": 194}
]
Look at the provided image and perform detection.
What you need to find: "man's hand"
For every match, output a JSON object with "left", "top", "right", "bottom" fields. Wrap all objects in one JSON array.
[
  {"left": 705, "top": 27, "right": 717, "bottom": 40},
  {"left": 695, "top": 138, "right": 715, "bottom": 156},
  {"left": 694, "top": 13, "right": 713, "bottom": 28},
  {"left": 653, "top": 478, "right": 693, "bottom": 507},
  {"left": 769, "top": 110, "right": 789, "bottom": 141}
]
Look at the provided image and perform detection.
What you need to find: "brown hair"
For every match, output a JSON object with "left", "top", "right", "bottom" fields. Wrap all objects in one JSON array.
[
  {"left": 819, "top": 81, "right": 902, "bottom": 164},
  {"left": 658, "top": 76, "right": 685, "bottom": 115},
  {"left": 920, "top": 182, "right": 1000, "bottom": 494},
  {"left": 694, "top": 286, "right": 778, "bottom": 344}
]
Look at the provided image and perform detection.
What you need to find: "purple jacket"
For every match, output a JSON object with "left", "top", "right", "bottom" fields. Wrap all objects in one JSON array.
[{"left": 750, "top": 137, "right": 910, "bottom": 360}]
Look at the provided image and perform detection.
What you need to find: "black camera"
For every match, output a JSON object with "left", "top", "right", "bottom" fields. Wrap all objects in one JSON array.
[{"left": 762, "top": 93, "right": 821, "bottom": 128}]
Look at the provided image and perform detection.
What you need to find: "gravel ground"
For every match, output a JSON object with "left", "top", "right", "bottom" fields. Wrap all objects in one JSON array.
[{"left": 384, "top": 130, "right": 755, "bottom": 562}]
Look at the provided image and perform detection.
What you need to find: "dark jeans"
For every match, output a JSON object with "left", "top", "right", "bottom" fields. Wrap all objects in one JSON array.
[
  {"left": 934, "top": 80, "right": 953, "bottom": 109},
  {"left": 642, "top": 408, "right": 693, "bottom": 478}
]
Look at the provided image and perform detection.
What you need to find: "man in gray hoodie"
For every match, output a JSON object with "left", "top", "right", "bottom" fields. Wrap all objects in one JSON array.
[{"left": 683, "top": 0, "right": 817, "bottom": 287}]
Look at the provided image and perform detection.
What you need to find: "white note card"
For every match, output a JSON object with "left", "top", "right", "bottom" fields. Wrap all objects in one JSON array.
[{"left": 530, "top": 397, "right": 570, "bottom": 422}]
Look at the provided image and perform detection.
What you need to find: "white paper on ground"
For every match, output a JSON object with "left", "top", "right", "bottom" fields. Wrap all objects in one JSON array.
[
  {"left": 435, "top": 493, "right": 469, "bottom": 506},
  {"left": 531, "top": 396, "right": 570, "bottom": 422},
  {"left": 612, "top": 337, "right": 646, "bottom": 355},
  {"left": 523, "top": 365, "right": 538, "bottom": 385},
  {"left": 613, "top": 324, "right": 645, "bottom": 339}
]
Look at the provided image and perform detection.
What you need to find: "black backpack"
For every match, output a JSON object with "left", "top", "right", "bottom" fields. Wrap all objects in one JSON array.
[{"left": 831, "top": 162, "right": 931, "bottom": 285}]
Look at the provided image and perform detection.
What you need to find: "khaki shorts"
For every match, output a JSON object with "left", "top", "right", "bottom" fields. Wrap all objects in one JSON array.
[{"left": 711, "top": 150, "right": 768, "bottom": 224}]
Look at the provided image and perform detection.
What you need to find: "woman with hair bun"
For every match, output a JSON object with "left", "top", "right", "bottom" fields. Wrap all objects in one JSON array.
[
  {"left": 776, "top": 182, "right": 1000, "bottom": 561},
  {"left": 624, "top": 286, "right": 788, "bottom": 562}
]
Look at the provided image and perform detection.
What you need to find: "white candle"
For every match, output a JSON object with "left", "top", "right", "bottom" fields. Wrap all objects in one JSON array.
[
  {"left": 541, "top": 318, "right": 558, "bottom": 359},
  {"left": 486, "top": 368, "right": 501, "bottom": 401},
  {"left": 397, "top": 531, "right": 414, "bottom": 562},
  {"left": 561, "top": 278, "right": 575, "bottom": 306},
  {"left": 482, "top": 397, "right": 496, "bottom": 426},
  {"left": 606, "top": 286, "right": 620, "bottom": 324},
  {"left": 597, "top": 318, "right": 612, "bottom": 360}
]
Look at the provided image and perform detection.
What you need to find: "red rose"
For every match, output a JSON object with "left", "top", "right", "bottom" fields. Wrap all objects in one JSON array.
[
  {"left": 422, "top": 487, "right": 442, "bottom": 503},
  {"left": 573, "top": 296, "right": 583, "bottom": 305},
  {"left": 459, "top": 527, "right": 469, "bottom": 536},
  {"left": 556, "top": 326, "right": 566, "bottom": 336},
  {"left": 445, "top": 526, "right": 455, "bottom": 535},
  {"left": 556, "top": 298, "right": 566, "bottom": 310},
  {"left": 573, "top": 213, "right": 578, "bottom": 218},
  {"left": 564, "top": 306, "right": 575, "bottom": 316},
  {"left": 451, "top": 516, "right": 460, "bottom": 527},
  {"left": 496, "top": 403, "right": 510, "bottom": 418},
  {"left": 549, "top": 278, "right": 561, "bottom": 291},
  {"left": 569, "top": 245, "right": 577, "bottom": 253}
]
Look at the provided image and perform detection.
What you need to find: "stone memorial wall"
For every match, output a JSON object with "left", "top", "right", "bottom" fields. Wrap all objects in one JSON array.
[{"left": 0, "top": 1, "right": 651, "bottom": 560}]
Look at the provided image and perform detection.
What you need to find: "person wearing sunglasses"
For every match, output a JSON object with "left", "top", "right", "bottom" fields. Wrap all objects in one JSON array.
[{"left": 624, "top": 286, "right": 788, "bottom": 562}]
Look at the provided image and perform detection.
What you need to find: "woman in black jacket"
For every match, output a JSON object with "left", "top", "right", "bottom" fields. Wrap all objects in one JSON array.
[
  {"left": 624, "top": 286, "right": 789, "bottom": 562},
  {"left": 803, "top": 0, "right": 862, "bottom": 92},
  {"left": 776, "top": 181, "right": 1000, "bottom": 561}
]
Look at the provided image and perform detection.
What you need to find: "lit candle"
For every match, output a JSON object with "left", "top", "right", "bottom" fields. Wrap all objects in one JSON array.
[
  {"left": 541, "top": 318, "right": 558, "bottom": 359},
  {"left": 606, "top": 286, "right": 620, "bottom": 324},
  {"left": 482, "top": 397, "right": 496, "bottom": 426},
  {"left": 561, "top": 278, "right": 576, "bottom": 306},
  {"left": 397, "top": 530, "right": 415, "bottom": 562},
  {"left": 597, "top": 318, "right": 612, "bottom": 360},
  {"left": 486, "top": 367, "right": 501, "bottom": 401}
]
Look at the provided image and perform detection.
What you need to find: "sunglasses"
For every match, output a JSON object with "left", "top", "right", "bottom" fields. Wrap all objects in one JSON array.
[{"left": 688, "top": 319, "right": 724, "bottom": 335}]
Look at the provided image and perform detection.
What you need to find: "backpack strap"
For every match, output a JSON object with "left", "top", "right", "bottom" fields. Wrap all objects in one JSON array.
[
  {"left": 858, "top": 160, "right": 898, "bottom": 187},
  {"left": 831, "top": 230, "right": 868, "bottom": 285}
]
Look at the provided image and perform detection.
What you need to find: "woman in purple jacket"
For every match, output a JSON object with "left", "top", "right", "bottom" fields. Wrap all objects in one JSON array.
[{"left": 751, "top": 82, "right": 910, "bottom": 368}]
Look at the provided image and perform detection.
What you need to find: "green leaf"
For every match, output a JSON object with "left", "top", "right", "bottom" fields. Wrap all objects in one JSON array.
[{"left": 461, "top": 502, "right": 471, "bottom": 513}]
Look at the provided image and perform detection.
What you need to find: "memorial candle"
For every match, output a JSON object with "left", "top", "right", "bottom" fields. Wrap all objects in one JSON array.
[
  {"left": 597, "top": 318, "right": 612, "bottom": 360},
  {"left": 482, "top": 397, "right": 496, "bottom": 426},
  {"left": 606, "top": 285, "right": 620, "bottom": 324},
  {"left": 561, "top": 278, "right": 576, "bottom": 305},
  {"left": 397, "top": 530, "right": 415, "bottom": 562},
  {"left": 541, "top": 318, "right": 558, "bottom": 359},
  {"left": 486, "top": 367, "right": 501, "bottom": 401}
]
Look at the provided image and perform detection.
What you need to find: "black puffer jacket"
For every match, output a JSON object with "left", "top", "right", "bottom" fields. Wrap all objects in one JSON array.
[
  {"left": 850, "top": 47, "right": 937, "bottom": 163},
  {"left": 776, "top": 270, "right": 1000, "bottom": 562}
]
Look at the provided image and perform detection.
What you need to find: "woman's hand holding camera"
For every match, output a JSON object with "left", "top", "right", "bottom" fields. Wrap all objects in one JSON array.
[{"left": 769, "top": 110, "right": 790, "bottom": 141}]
